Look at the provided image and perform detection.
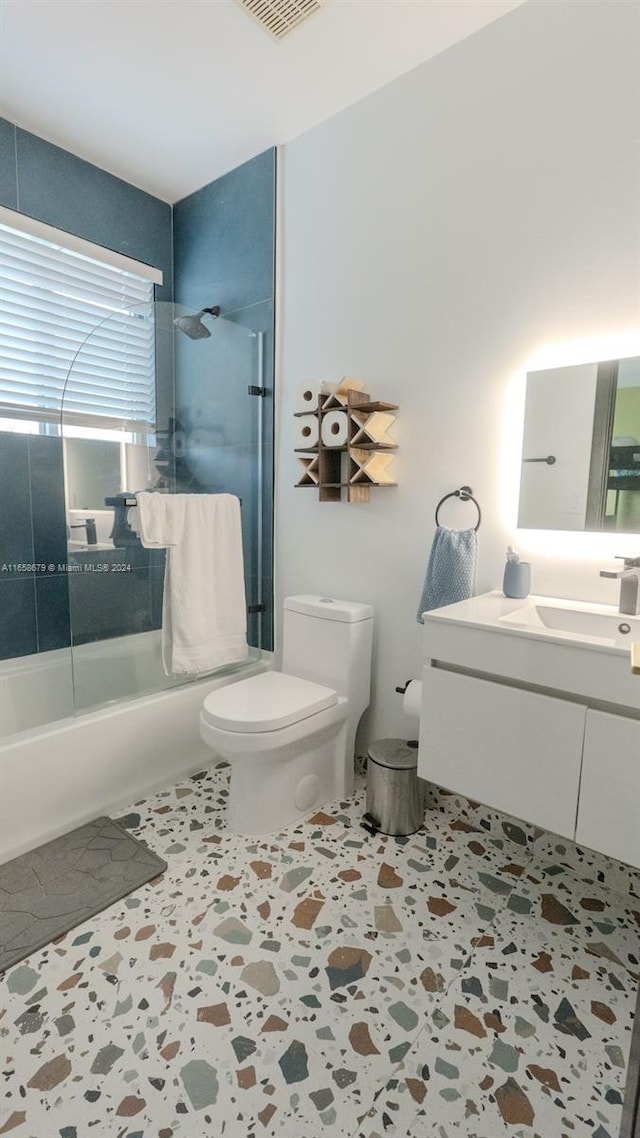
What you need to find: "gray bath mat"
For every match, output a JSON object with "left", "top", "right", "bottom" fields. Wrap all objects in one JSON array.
[{"left": 0, "top": 817, "right": 167, "bottom": 973}]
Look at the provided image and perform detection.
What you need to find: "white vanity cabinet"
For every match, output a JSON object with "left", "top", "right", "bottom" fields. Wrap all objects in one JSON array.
[
  {"left": 575, "top": 710, "right": 640, "bottom": 867},
  {"left": 421, "top": 668, "right": 585, "bottom": 839},
  {"left": 419, "top": 592, "right": 640, "bottom": 868}
]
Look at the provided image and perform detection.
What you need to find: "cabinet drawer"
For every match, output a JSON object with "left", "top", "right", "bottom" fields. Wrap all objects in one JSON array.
[
  {"left": 576, "top": 710, "right": 640, "bottom": 868},
  {"left": 418, "top": 667, "right": 585, "bottom": 838}
]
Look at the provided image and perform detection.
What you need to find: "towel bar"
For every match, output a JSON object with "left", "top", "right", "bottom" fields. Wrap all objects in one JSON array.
[
  {"left": 434, "top": 486, "right": 481, "bottom": 531},
  {"left": 105, "top": 494, "right": 243, "bottom": 508}
]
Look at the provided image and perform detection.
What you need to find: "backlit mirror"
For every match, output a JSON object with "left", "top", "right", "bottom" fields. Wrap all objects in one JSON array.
[{"left": 518, "top": 356, "right": 640, "bottom": 532}]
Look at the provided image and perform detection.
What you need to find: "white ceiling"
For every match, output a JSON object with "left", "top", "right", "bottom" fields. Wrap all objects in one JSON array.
[{"left": 0, "top": 0, "right": 526, "bottom": 204}]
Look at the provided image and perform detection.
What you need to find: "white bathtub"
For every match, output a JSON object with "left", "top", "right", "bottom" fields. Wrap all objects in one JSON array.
[
  {"left": 0, "top": 634, "right": 268, "bottom": 864},
  {"left": 0, "top": 646, "right": 74, "bottom": 735}
]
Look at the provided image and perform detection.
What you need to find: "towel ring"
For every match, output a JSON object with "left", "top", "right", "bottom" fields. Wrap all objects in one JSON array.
[{"left": 435, "top": 485, "right": 481, "bottom": 531}]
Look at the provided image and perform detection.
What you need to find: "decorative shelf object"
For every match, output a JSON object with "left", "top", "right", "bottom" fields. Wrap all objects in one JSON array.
[
  {"left": 321, "top": 377, "right": 365, "bottom": 410},
  {"left": 296, "top": 456, "right": 319, "bottom": 485},
  {"left": 351, "top": 410, "right": 396, "bottom": 447},
  {"left": 294, "top": 379, "right": 398, "bottom": 502}
]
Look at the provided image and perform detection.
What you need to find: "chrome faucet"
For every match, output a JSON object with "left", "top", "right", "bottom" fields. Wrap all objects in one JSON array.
[{"left": 600, "top": 556, "right": 640, "bottom": 616}]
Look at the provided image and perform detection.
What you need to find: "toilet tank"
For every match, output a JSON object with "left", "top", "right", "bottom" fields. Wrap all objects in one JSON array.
[{"left": 282, "top": 595, "right": 373, "bottom": 715}]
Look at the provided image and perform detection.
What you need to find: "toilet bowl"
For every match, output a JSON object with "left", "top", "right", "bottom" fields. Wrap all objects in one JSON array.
[{"left": 199, "top": 595, "right": 373, "bottom": 834}]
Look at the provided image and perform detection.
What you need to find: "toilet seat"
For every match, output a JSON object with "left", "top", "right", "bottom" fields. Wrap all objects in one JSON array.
[{"left": 201, "top": 671, "right": 337, "bottom": 733}]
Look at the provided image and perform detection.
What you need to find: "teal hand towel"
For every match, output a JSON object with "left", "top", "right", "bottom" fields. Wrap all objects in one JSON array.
[{"left": 416, "top": 525, "right": 478, "bottom": 622}]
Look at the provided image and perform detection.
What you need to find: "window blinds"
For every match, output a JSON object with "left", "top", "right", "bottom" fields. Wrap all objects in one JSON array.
[{"left": 0, "top": 220, "right": 157, "bottom": 431}]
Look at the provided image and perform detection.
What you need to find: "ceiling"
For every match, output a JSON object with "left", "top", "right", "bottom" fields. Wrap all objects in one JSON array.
[{"left": 0, "top": 0, "right": 526, "bottom": 204}]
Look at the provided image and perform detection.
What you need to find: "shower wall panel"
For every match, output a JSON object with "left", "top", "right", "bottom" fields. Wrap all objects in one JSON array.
[
  {"left": 173, "top": 148, "right": 276, "bottom": 650},
  {"left": 0, "top": 432, "right": 68, "bottom": 661},
  {"left": 0, "top": 116, "right": 173, "bottom": 661}
]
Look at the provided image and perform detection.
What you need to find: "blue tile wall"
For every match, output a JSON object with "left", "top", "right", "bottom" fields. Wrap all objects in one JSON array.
[
  {"left": 13, "top": 125, "right": 173, "bottom": 301},
  {"left": 67, "top": 548, "right": 161, "bottom": 646},
  {"left": 0, "top": 431, "right": 70, "bottom": 660},
  {"left": 0, "top": 433, "right": 33, "bottom": 576},
  {"left": 0, "top": 117, "right": 173, "bottom": 662},
  {"left": 173, "top": 151, "right": 276, "bottom": 650},
  {"left": 173, "top": 149, "right": 275, "bottom": 315},
  {"left": 35, "top": 575, "right": 70, "bottom": 653},
  {"left": 28, "top": 435, "right": 67, "bottom": 573},
  {"left": 1, "top": 116, "right": 275, "bottom": 661},
  {"left": 0, "top": 579, "right": 38, "bottom": 660},
  {"left": 0, "top": 118, "right": 18, "bottom": 209}
]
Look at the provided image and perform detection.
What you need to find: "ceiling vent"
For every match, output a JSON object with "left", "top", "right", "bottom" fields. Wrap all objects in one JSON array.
[{"left": 235, "top": 0, "right": 325, "bottom": 42}]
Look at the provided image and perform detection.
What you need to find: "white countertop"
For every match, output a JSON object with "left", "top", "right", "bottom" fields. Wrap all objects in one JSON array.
[{"left": 422, "top": 590, "right": 639, "bottom": 657}]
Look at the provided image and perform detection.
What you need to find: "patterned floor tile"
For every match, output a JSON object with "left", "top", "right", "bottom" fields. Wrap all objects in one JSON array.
[
  {"left": 426, "top": 789, "right": 542, "bottom": 853},
  {"left": 531, "top": 831, "right": 640, "bottom": 903},
  {"left": 503, "top": 868, "right": 640, "bottom": 979},
  {"left": 356, "top": 899, "right": 638, "bottom": 1138},
  {"left": 1, "top": 765, "right": 637, "bottom": 1138}
]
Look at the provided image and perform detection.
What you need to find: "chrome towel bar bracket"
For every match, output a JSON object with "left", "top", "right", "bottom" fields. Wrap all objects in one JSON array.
[{"left": 434, "top": 485, "right": 481, "bottom": 531}]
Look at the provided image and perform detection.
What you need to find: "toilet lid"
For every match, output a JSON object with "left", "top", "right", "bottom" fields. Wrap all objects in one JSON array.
[{"left": 202, "top": 671, "right": 338, "bottom": 733}]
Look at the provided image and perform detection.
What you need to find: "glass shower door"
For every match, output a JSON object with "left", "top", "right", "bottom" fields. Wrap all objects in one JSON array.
[
  {"left": 61, "top": 301, "right": 267, "bottom": 715},
  {"left": 173, "top": 309, "right": 267, "bottom": 647}
]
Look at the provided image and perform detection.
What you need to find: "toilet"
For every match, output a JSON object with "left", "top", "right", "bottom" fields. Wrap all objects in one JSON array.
[{"left": 199, "top": 595, "right": 373, "bottom": 834}]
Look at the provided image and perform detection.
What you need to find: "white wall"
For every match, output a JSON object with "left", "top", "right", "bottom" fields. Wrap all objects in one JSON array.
[{"left": 276, "top": 0, "right": 640, "bottom": 747}]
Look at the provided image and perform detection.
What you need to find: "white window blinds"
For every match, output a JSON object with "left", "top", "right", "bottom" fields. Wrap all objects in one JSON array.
[{"left": 0, "top": 218, "right": 157, "bottom": 431}]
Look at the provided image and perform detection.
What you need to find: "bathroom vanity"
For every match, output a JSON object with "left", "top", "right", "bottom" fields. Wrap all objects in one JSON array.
[{"left": 419, "top": 592, "right": 640, "bottom": 868}]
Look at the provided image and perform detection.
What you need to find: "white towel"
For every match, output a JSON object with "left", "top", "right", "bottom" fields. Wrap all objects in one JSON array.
[{"left": 131, "top": 493, "right": 248, "bottom": 676}]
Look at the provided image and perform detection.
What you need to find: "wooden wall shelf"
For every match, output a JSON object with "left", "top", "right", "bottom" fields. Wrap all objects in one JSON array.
[{"left": 294, "top": 382, "right": 398, "bottom": 502}]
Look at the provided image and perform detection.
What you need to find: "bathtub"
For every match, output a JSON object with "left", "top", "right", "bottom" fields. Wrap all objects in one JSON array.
[
  {"left": 0, "top": 646, "right": 74, "bottom": 736},
  {"left": 0, "top": 633, "right": 268, "bottom": 864}
]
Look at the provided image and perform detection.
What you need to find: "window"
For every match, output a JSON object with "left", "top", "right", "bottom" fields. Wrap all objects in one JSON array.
[{"left": 0, "top": 207, "right": 162, "bottom": 435}]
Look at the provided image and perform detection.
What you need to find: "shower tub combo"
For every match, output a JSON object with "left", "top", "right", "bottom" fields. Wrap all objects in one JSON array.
[
  {"left": 0, "top": 634, "right": 267, "bottom": 864},
  {"left": 0, "top": 299, "right": 272, "bottom": 864}
]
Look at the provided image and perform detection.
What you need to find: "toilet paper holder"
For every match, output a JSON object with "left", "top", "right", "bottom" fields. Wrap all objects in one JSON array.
[
  {"left": 294, "top": 381, "right": 399, "bottom": 503},
  {"left": 395, "top": 679, "right": 419, "bottom": 748}
]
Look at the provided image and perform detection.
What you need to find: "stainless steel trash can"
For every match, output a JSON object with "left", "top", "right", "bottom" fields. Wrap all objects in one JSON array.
[{"left": 364, "top": 738, "right": 424, "bottom": 836}]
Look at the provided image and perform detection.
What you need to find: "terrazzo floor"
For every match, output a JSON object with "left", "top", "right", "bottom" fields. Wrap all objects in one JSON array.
[{"left": 1, "top": 762, "right": 638, "bottom": 1138}]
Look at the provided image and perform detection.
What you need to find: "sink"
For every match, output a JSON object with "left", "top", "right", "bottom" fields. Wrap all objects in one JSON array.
[
  {"left": 421, "top": 591, "right": 640, "bottom": 712},
  {"left": 499, "top": 599, "right": 640, "bottom": 647},
  {"left": 420, "top": 593, "right": 640, "bottom": 869}
]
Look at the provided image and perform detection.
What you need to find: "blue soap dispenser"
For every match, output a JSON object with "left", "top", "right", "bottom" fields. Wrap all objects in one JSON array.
[{"left": 503, "top": 546, "right": 531, "bottom": 599}]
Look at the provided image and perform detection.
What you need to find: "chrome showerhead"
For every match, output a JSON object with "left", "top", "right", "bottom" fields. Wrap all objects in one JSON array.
[{"left": 173, "top": 306, "right": 221, "bottom": 339}]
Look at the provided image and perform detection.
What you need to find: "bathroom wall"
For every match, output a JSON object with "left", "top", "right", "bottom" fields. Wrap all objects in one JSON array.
[
  {"left": 0, "top": 119, "right": 172, "bottom": 298},
  {"left": 0, "top": 432, "right": 67, "bottom": 660},
  {"left": 276, "top": 0, "right": 640, "bottom": 745},
  {"left": 0, "top": 117, "right": 173, "bottom": 659},
  {"left": 173, "top": 149, "right": 276, "bottom": 650},
  {"left": 0, "top": 121, "right": 277, "bottom": 662}
]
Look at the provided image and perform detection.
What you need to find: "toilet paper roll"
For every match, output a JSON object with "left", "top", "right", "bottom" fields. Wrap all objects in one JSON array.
[
  {"left": 402, "top": 679, "right": 422, "bottom": 718},
  {"left": 298, "top": 388, "right": 316, "bottom": 412},
  {"left": 321, "top": 410, "right": 349, "bottom": 448},
  {"left": 295, "top": 417, "right": 319, "bottom": 449}
]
